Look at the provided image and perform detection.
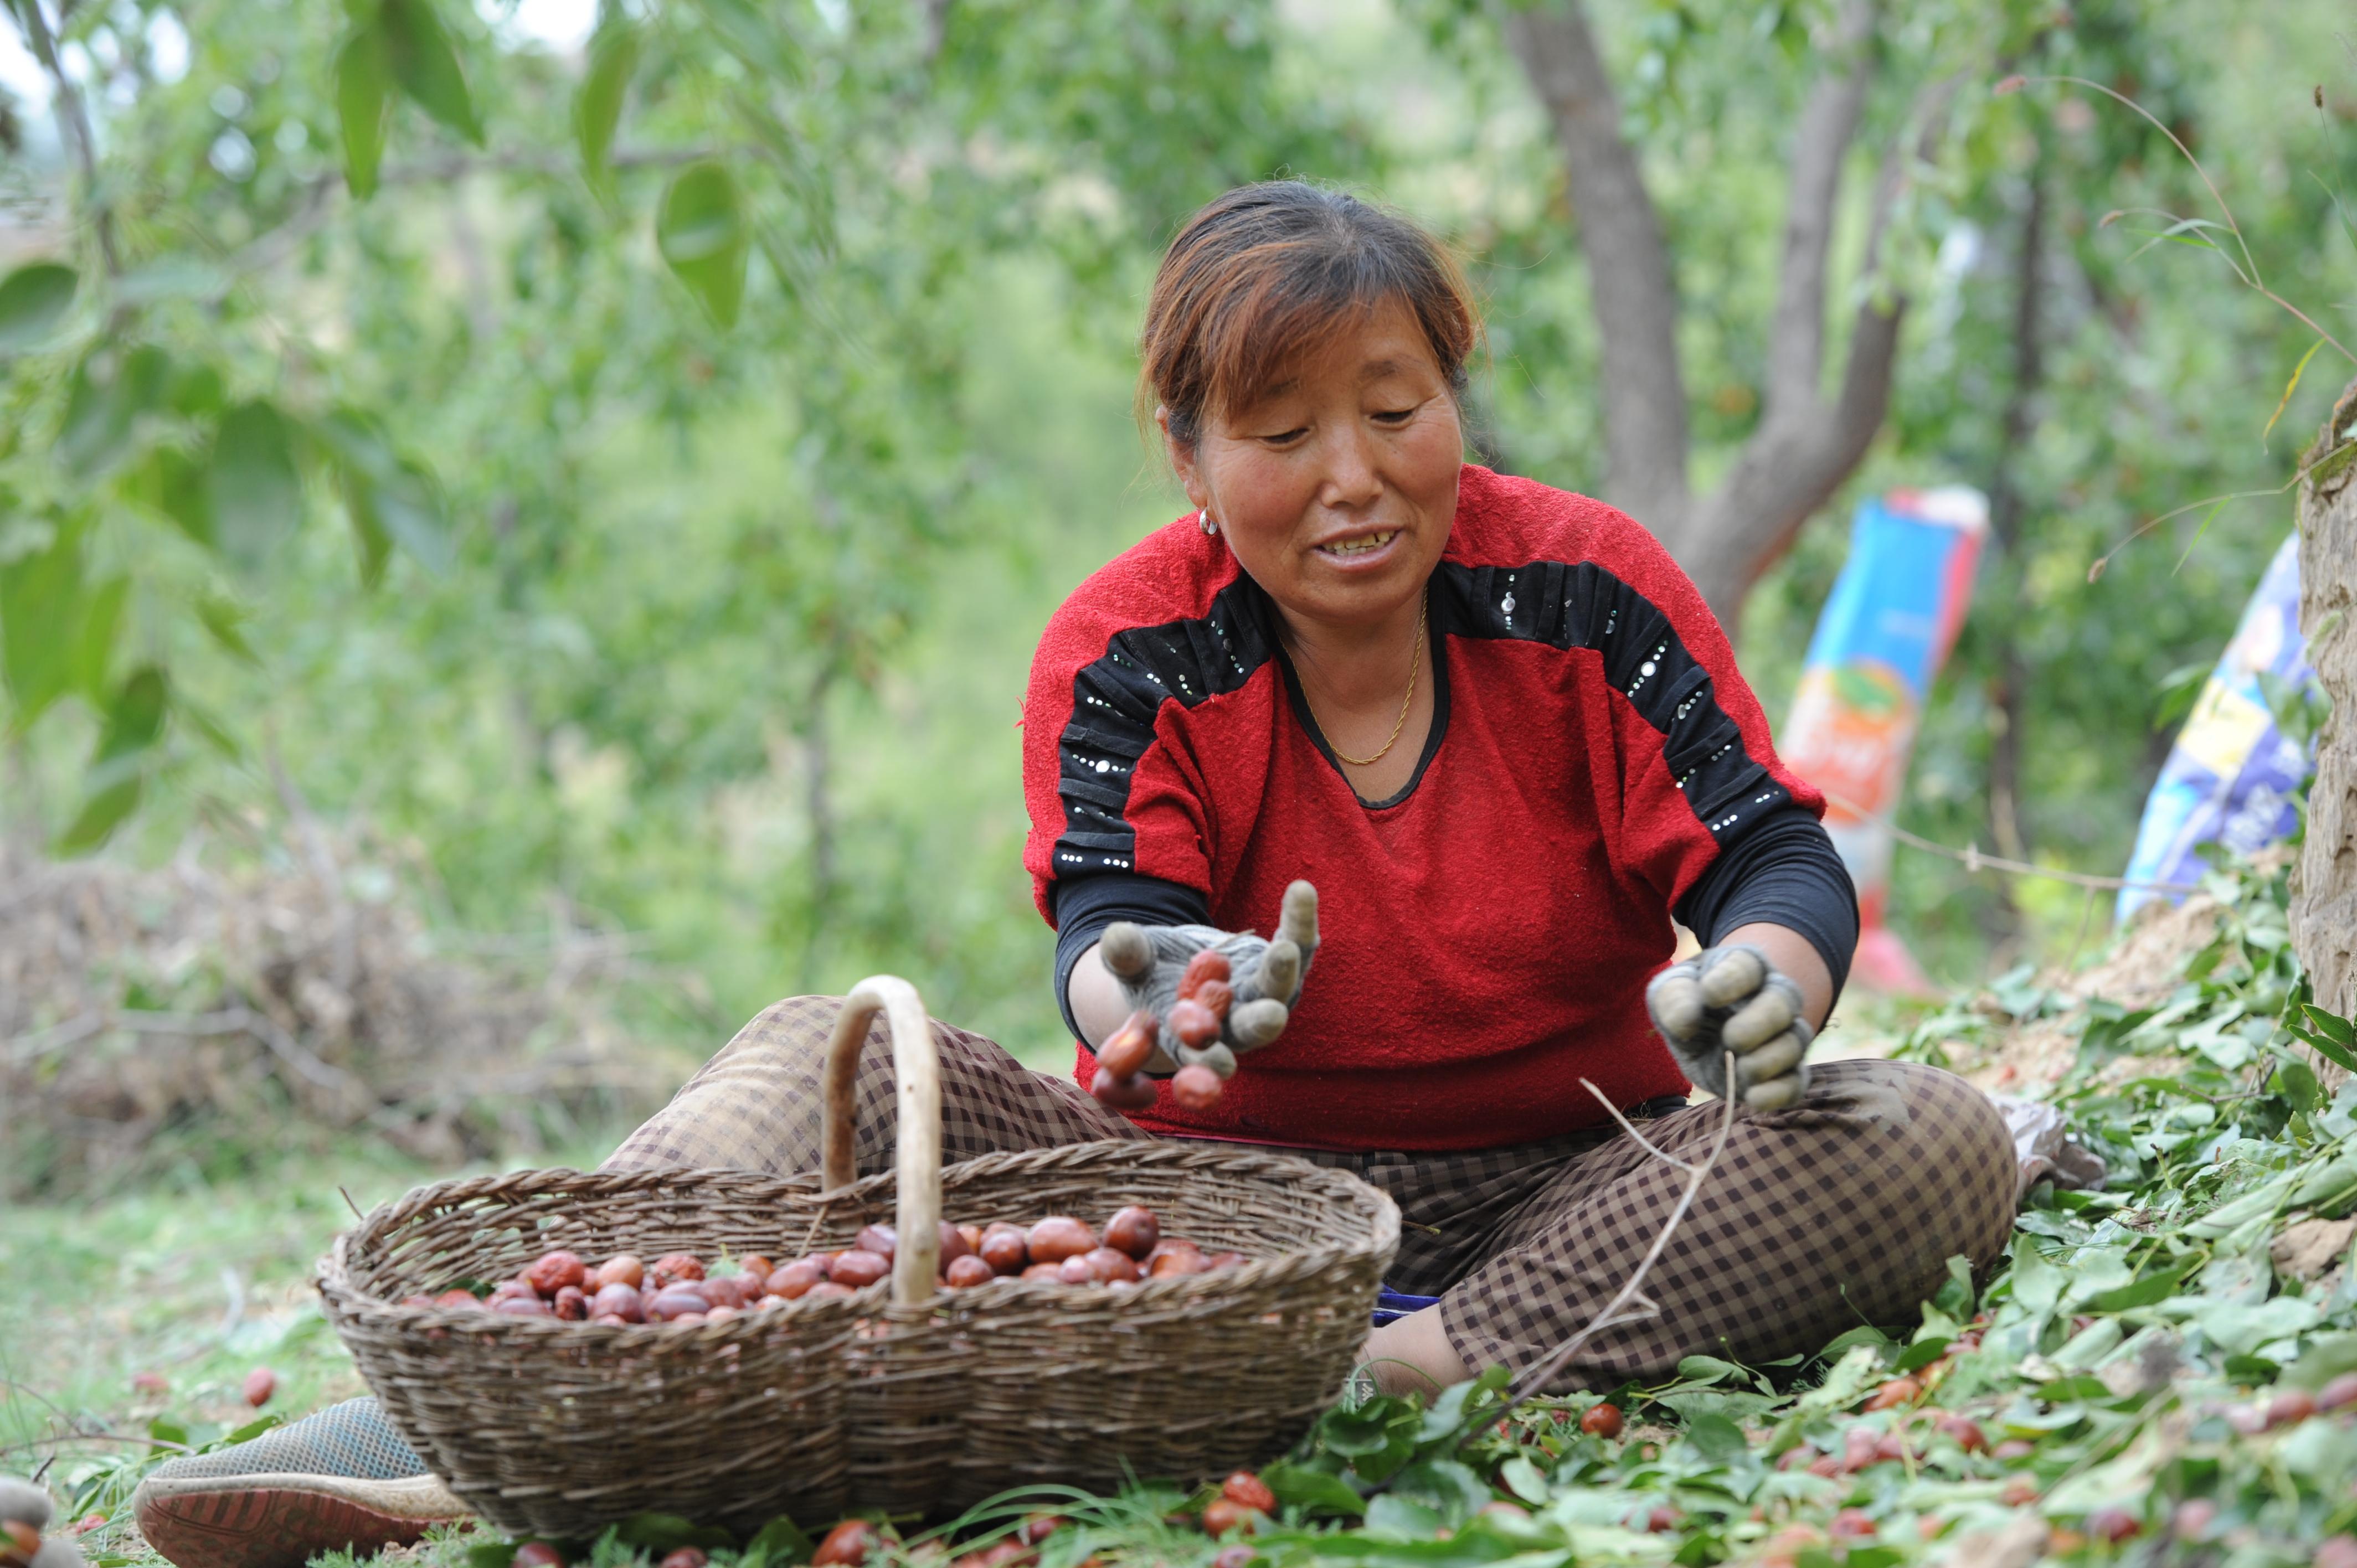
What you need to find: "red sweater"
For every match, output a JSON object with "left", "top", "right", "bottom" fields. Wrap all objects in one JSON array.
[{"left": 1019, "top": 465, "right": 1821, "bottom": 1151}]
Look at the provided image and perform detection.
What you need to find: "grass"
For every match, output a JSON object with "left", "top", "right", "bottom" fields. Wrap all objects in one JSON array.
[{"left": 0, "top": 1129, "right": 629, "bottom": 1559}]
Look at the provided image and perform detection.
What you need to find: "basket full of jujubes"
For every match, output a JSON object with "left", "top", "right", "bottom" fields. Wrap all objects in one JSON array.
[{"left": 320, "top": 977, "right": 1400, "bottom": 1538}]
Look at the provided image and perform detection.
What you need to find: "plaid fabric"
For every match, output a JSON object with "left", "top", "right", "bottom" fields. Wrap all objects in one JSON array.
[
  {"left": 605, "top": 996, "right": 1146, "bottom": 1175},
  {"left": 608, "top": 997, "right": 2016, "bottom": 1391}
]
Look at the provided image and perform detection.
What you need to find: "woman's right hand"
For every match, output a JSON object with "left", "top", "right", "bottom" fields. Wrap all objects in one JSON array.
[{"left": 1097, "top": 879, "right": 1319, "bottom": 1077}]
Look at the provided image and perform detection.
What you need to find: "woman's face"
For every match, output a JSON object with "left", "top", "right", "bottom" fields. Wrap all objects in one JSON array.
[{"left": 1166, "top": 297, "right": 1461, "bottom": 634}]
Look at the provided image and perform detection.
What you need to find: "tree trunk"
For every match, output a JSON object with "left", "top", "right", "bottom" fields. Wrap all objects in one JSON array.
[
  {"left": 1496, "top": 0, "right": 1692, "bottom": 539},
  {"left": 2293, "top": 381, "right": 2357, "bottom": 1028},
  {"left": 1498, "top": 0, "right": 1951, "bottom": 634},
  {"left": 1983, "top": 164, "right": 2048, "bottom": 937}
]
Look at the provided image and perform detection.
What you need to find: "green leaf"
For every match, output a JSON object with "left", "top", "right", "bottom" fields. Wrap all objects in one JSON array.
[
  {"left": 688, "top": 0, "right": 801, "bottom": 81},
  {"left": 1798, "top": 1345, "right": 1882, "bottom": 1415},
  {"left": 1816, "top": 1325, "right": 1895, "bottom": 1360},
  {"left": 382, "top": 0, "right": 483, "bottom": 146},
  {"left": 1319, "top": 1397, "right": 1421, "bottom": 1482},
  {"left": 197, "top": 595, "right": 260, "bottom": 666},
  {"left": 1675, "top": 1355, "right": 1742, "bottom": 1385},
  {"left": 0, "top": 519, "right": 84, "bottom": 728},
  {"left": 1680, "top": 1411, "right": 1751, "bottom": 1464},
  {"left": 1361, "top": 1493, "right": 1446, "bottom": 1540},
  {"left": 208, "top": 400, "right": 303, "bottom": 569},
  {"left": 465, "top": 1544, "right": 521, "bottom": 1568},
  {"left": 174, "top": 692, "right": 242, "bottom": 760},
  {"left": 1893, "top": 1335, "right": 1952, "bottom": 1374},
  {"left": 1383, "top": 1459, "right": 1491, "bottom": 1530},
  {"left": 317, "top": 409, "right": 453, "bottom": 575},
  {"left": 2190, "top": 1294, "right": 2322, "bottom": 1355},
  {"left": 170, "top": 360, "right": 226, "bottom": 417},
  {"left": 2087, "top": 1262, "right": 2196, "bottom": 1312},
  {"left": 93, "top": 665, "right": 168, "bottom": 768},
  {"left": 0, "top": 261, "right": 78, "bottom": 352},
  {"left": 657, "top": 161, "right": 749, "bottom": 327},
  {"left": 2288, "top": 1024, "right": 2357, "bottom": 1076},
  {"left": 1497, "top": 1454, "right": 1549, "bottom": 1505},
  {"left": 2263, "top": 335, "right": 2328, "bottom": 452},
  {"left": 348, "top": 479, "right": 393, "bottom": 587},
  {"left": 334, "top": 19, "right": 393, "bottom": 198},
  {"left": 2286, "top": 1332, "right": 2357, "bottom": 1392},
  {"left": 575, "top": 20, "right": 640, "bottom": 198},
  {"left": 1260, "top": 1458, "right": 1367, "bottom": 1519},
  {"left": 2302, "top": 1003, "right": 2356, "bottom": 1049},
  {"left": 1933, "top": 1254, "right": 1976, "bottom": 1322},
  {"left": 147, "top": 1417, "right": 189, "bottom": 1446},
  {"left": 1829, "top": 1551, "right": 1901, "bottom": 1568},
  {"left": 741, "top": 1515, "right": 815, "bottom": 1567},
  {"left": 61, "top": 750, "right": 143, "bottom": 847},
  {"left": 369, "top": 465, "right": 452, "bottom": 570},
  {"left": 58, "top": 344, "right": 172, "bottom": 478},
  {"left": 614, "top": 1513, "right": 701, "bottom": 1549},
  {"left": 74, "top": 574, "right": 126, "bottom": 696},
  {"left": 140, "top": 442, "right": 215, "bottom": 546},
  {"left": 2008, "top": 1236, "right": 2065, "bottom": 1313},
  {"left": 1418, "top": 1365, "right": 1507, "bottom": 1443},
  {"left": 2274, "top": 1056, "right": 2324, "bottom": 1113}
]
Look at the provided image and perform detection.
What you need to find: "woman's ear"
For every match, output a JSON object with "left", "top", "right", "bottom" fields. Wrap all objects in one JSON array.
[{"left": 1157, "top": 404, "right": 1208, "bottom": 511}]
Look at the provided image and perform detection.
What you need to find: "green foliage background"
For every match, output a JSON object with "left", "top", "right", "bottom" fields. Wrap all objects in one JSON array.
[{"left": 0, "top": 0, "right": 2348, "bottom": 1066}]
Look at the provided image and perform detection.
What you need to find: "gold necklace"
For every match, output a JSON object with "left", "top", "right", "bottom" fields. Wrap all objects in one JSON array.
[{"left": 1318, "top": 601, "right": 1427, "bottom": 768}]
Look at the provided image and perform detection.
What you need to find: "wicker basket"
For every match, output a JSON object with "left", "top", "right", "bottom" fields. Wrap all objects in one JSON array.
[
  {"left": 318, "top": 1165, "right": 870, "bottom": 1536},
  {"left": 322, "top": 976, "right": 1399, "bottom": 1533}
]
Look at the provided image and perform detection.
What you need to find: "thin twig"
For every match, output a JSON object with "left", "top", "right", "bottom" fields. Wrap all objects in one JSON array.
[
  {"left": 14, "top": 0, "right": 120, "bottom": 276},
  {"left": 1496, "top": 1056, "right": 1743, "bottom": 1409},
  {"left": 1821, "top": 791, "right": 2201, "bottom": 895},
  {"left": 1581, "top": 1079, "right": 1696, "bottom": 1173},
  {"left": 5, "top": 1003, "right": 369, "bottom": 1098},
  {"left": 2084, "top": 471, "right": 2309, "bottom": 583},
  {"left": 0, "top": 1431, "right": 192, "bottom": 1458}
]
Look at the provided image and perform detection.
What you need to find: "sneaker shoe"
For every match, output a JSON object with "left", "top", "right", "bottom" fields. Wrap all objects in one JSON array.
[{"left": 131, "top": 1397, "right": 466, "bottom": 1568}]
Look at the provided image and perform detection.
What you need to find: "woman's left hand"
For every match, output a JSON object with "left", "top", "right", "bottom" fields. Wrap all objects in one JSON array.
[{"left": 1645, "top": 943, "right": 1813, "bottom": 1110}]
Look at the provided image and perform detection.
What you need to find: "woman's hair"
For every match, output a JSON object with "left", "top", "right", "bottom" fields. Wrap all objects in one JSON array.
[{"left": 1140, "top": 181, "right": 1478, "bottom": 446}]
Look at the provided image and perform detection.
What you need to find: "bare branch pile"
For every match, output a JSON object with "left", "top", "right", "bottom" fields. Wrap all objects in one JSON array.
[{"left": 0, "top": 827, "right": 682, "bottom": 1196}]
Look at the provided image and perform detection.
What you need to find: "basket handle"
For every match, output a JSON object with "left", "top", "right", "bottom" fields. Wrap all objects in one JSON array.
[{"left": 819, "top": 976, "right": 941, "bottom": 1306}]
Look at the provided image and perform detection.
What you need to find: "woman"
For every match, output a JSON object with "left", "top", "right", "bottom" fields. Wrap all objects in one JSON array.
[{"left": 132, "top": 184, "right": 2015, "bottom": 1568}]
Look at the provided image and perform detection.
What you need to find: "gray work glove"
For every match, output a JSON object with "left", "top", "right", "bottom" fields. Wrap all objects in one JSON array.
[
  {"left": 1098, "top": 879, "right": 1319, "bottom": 1077},
  {"left": 1645, "top": 942, "right": 1814, "bottom": 1111}
]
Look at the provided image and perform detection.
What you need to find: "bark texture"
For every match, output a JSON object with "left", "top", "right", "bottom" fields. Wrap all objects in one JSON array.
[
  {"left": 1498, "top": 0, "right": 1957, "bottom": 629},
  {"left": 2293, "top": 380, "right": 2357, "bottom": 1025}
]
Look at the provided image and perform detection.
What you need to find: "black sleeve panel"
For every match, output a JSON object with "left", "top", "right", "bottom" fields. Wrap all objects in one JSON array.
[
  {"left": 1672, "top": 803, "right": 1859, "bottom": 1010},
  {"left": 1049, "top": 871, "right": 1212, "bottom": 1043}
]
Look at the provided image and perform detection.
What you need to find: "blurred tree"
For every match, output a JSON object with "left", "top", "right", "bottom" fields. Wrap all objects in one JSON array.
[
  {"left": 1485, "top": 0, "right": 2009, "bottom": 625},
  {"left": 0, "top": 0, "right": 1345, "bottom": 866}
]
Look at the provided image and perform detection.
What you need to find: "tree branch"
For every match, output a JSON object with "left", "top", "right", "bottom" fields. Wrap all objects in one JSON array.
[
  {"left": 1497, "top": 0, "right": 1691, "bottom": 535},
  {"left": 1762, "top": 0, "right": 1880, "bottom": 415},
  {"left": 14, "top": 0, "right": 120, "bottom": 275},
  {"left": 1681, "top": 65, "right": 1967, "bottom": 623}
]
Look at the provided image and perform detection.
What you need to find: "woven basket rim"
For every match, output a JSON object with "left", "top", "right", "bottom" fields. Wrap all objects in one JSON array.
[{"left": 319, "top": 1144, "right": 1400, "bottom": 1325}]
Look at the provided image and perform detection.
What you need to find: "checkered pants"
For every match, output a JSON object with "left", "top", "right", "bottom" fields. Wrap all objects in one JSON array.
[{"left": 606, "top": 996, "right": 2017, "bottom": 1391}]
